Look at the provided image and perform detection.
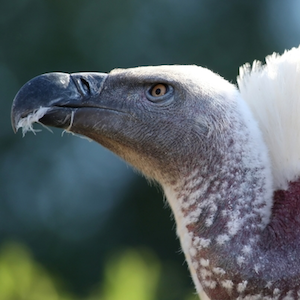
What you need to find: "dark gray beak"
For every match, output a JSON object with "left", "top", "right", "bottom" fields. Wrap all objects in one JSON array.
[{"left": 11, "top": 72, "right": 107, "bottom": 133}]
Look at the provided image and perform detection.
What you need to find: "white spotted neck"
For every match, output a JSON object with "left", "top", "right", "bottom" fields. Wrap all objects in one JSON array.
[{"left": 162, "top": 93, "right": 281, "bottom": 299}]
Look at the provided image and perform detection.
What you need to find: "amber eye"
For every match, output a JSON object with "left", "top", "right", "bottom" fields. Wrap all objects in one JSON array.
[
  {"left": 150, "top": 84, "right": 167, "bottom": 97},
  {"left": 146, "top": 83, "right": 173, "bottom": 103}
]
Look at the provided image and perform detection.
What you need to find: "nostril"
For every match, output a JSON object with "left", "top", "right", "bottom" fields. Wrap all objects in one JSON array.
[
  {"left": 70, "top": 72, "right": 107, "bottom": 98},
  {"left": 79, "top": 77, "right": 91, "bottom": 96},
  {"left": 71, "top": 75, "right": 91, "bottom": 97}
]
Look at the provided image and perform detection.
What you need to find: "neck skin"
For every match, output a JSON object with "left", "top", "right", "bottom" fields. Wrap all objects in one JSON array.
[{"left": 162, "top": 99, "right": 300, "bottom": 300}]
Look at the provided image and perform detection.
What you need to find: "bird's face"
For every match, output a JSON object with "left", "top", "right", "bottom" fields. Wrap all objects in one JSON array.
[{"left": 11, "top": 65, "right": 238, "bottom": 184}]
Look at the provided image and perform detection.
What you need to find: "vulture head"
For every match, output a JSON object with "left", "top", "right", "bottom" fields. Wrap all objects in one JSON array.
[{"left": 11, "top": 46, "right": 300, "bottom": 300}]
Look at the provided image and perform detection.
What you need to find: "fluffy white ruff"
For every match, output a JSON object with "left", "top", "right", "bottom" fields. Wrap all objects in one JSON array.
[
  {"left": 16, "top": 107, "right": 51, "bottom": 137},
  {"left": 238, "top": 45, "right": 300, "bottom": 190}
]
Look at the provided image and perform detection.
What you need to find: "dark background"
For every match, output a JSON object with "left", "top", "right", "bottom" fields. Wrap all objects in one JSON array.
[{"left": 1, "top": 1, "right": 300, "bottom": 299}]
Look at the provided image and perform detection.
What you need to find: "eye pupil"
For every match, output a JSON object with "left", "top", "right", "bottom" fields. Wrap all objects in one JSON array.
[
  {"left": 155, "top": 88, "right": 161, "bottom": 95},
  {"left": 151, "top": 84, "right": 167, "bottom": 97}
]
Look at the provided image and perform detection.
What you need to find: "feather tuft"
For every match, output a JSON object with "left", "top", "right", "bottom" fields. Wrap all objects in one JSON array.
[
  {"left": 16, "top": 106, "right": 52, "bottom": 137},
  {"left": 238, "top": 45, "right": 300, "bottom": 189}
]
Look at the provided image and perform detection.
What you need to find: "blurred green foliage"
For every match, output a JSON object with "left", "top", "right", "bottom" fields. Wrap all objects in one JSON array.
[
  {"left": 0, "top": 243, "right": 195, "bottom": 300},
  {"left": 90, "top": 249, "right": 160, "bottom": 300},
  {"left": 0, "top": 242, "right": 72, "bottom": 300}
]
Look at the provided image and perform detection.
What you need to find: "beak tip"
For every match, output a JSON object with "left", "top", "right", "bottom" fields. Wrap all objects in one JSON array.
[
  {"left": 12, "top": 123, "right": 18, "bottom": 134},
  {"left": 11, "top": 100, "right": 21, "bottom": 133}
]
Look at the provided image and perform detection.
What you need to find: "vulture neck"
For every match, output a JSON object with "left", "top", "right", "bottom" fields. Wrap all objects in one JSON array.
[{"left": 162, "top": 97, "right": 300, "bottom": 299}]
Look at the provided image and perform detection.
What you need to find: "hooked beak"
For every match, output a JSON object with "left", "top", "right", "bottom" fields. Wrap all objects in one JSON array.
[{"left": 11, "top": 72, "right": 108, "bottom": 133}]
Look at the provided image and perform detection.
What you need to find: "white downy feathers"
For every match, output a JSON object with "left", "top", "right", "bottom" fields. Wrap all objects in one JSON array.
[
  {"left": 238, "top": 45, "right": 300, "bottom": 189},
  {"left": 16, "top": 107, "right": 90, "bottom": 141},
  {"left": 16, "top": 107, "right": 51, "bottom": 137},
  {"left": 16, "top": 106, "right": 77, "bottom": 137}
]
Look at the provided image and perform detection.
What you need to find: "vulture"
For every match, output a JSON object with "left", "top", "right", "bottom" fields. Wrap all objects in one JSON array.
[{"left": 11, "top": 46, "right": 300, "bottom": 300}]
